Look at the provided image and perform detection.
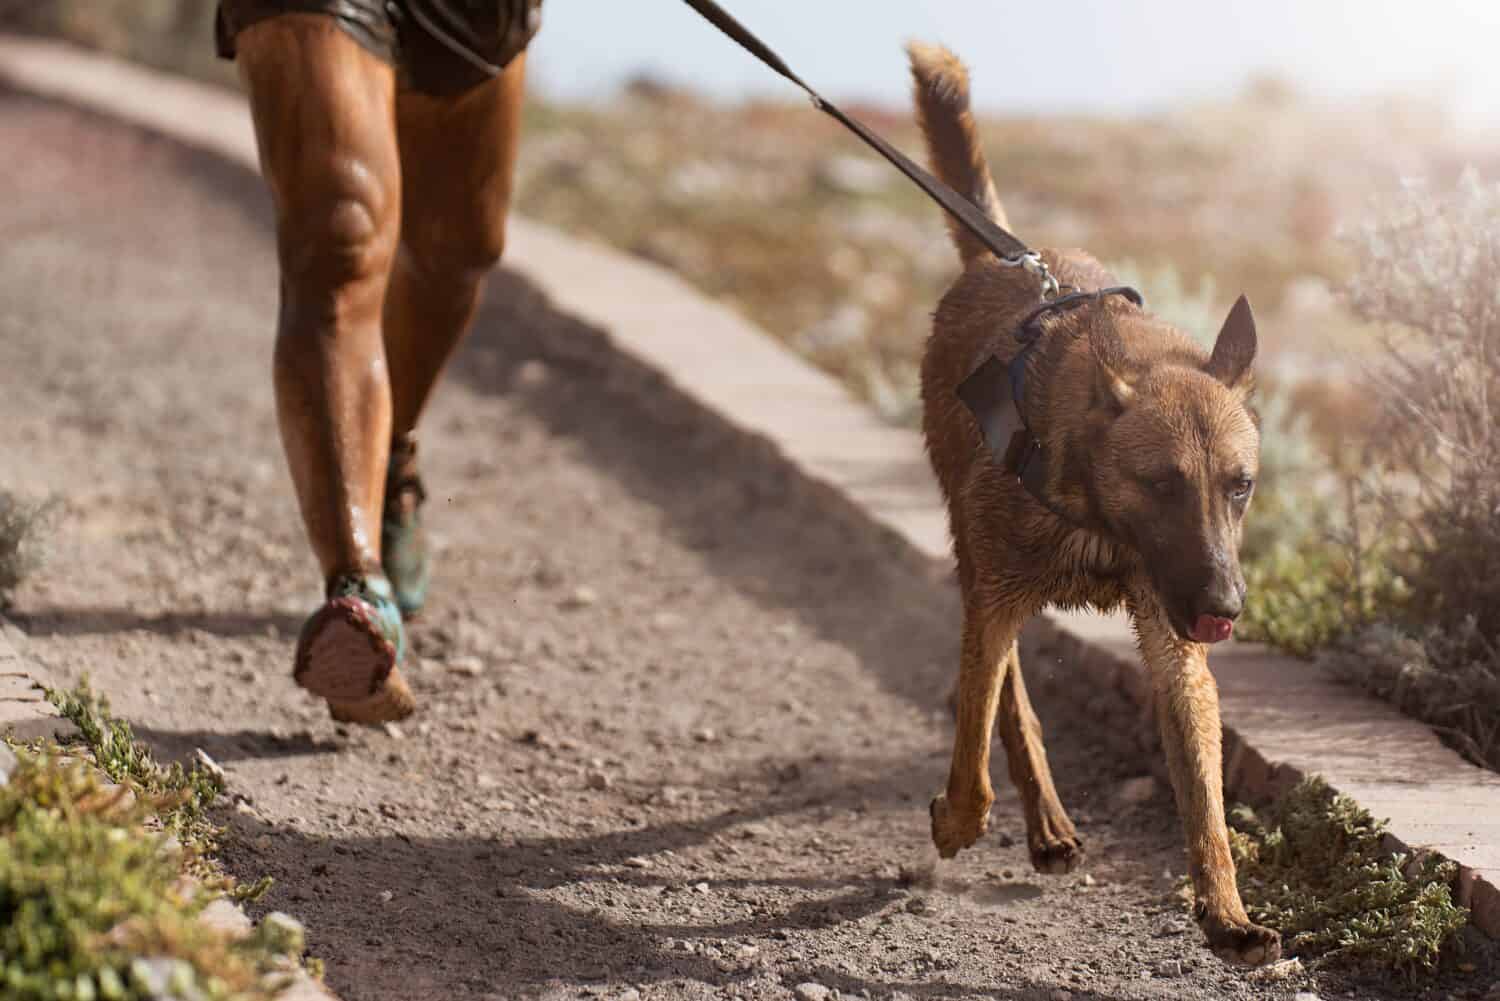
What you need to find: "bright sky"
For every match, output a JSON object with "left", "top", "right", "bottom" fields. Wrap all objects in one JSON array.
[{"left": 526, "top": 0, "right": 1500, "bottom": 126}]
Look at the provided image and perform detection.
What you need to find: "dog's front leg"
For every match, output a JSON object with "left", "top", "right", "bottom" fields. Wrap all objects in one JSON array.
[
  {"left": 931, "top": 603, "right": 1022, "bottom": 858},
  {"left": 997, "top": 643, "right": 1083, "bottom": 873},
  {"left": 1131, "top": 595, "right": 1281, "bottom": 967}
]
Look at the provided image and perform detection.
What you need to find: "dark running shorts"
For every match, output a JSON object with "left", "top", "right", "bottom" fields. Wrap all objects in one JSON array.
[{"left": 216, "top": 0, "right": 542, "bottom": 96}]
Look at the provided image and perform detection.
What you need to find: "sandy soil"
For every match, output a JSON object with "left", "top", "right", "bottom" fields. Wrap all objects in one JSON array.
[{"left": 1, "top": 89, "right": 1495, "bottom": 1001}]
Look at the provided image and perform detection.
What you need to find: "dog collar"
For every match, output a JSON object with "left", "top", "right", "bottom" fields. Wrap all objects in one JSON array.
[{"left": 958, "top": 286, "right": 1144, "bottom": 527}]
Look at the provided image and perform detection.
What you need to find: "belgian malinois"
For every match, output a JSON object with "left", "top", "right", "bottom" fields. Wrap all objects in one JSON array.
[{"left": 909, "top": 44, "right": 1278, "bottom": 965}]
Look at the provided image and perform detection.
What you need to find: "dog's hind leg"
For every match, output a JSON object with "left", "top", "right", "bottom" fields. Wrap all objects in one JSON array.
[
  {"left": 931, "top": 603, "right": 1023, "bottom": 858},
  {"left": 996, "top": 644, "right": 1083, "bottom": 873},
  {"left": 1130, "top": 592, "right": 1281, "bottom": 967}
]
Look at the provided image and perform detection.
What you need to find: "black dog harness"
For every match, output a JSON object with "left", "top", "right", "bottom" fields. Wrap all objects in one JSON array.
[
  {"left": 679, "top": 0, "right": 1143, "bottom": 523},
  {"left": 957, "top": 287, "right": 1145, "bottom": 521}
]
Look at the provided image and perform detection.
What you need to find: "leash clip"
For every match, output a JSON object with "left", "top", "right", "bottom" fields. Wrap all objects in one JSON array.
[{"left": 999, "top": 250, "right": 1060, "bottom": 299}]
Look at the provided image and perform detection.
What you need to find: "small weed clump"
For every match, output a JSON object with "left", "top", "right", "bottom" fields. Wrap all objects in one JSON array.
[
  {"left": 0, "top": 683, "right": 295, "bottom": 1000},
  {"left": 45, "top": 682, "right": 222, "bottom": 840},
  {"left": 0, "top": 491, "right": 56, "bottom": 609},
  {"left": 1230, "top": 777, "right": 1467, "bottom": 974}
]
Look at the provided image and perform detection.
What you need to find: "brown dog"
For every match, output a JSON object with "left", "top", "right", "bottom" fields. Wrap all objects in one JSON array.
[{"left": 908, "top": 44, "right": 1279, "bottom": 966}]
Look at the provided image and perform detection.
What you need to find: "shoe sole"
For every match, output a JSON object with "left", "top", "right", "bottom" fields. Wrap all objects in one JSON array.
[{"left": 294, "top": 597, "right": 415, "bottom": 723}]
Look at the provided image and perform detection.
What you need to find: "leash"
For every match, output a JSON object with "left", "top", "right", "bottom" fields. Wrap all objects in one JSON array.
[
  {"left": 680, "top": 0, "right": 1149, "bottom": 529},
  {"left": 678, "top": 0, "right": 1059, "bottom": 297}
]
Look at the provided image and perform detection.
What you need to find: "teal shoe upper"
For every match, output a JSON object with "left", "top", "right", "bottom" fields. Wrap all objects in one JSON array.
[
  {"left": 382, "top": 432, "right": 431, "bottom": 617},
  {"left": 326, "top": 572, "right": 407, "bottom": 662}
]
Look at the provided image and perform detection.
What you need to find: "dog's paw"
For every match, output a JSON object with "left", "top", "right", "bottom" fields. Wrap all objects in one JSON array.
[
  {"left": 1029, "top": 832, "right": 1084, "bottom": 874},
  {"left": 1201, "top": 915, "right": 1282, "bottom": 967},
  {"left": 929, "top": 793, "right": 989, "bottom": 858}
]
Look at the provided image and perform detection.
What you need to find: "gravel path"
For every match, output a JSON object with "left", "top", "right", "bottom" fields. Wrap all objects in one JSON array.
[{"left": 1, "top": 89, "right": 1493, "bottom": 1001}]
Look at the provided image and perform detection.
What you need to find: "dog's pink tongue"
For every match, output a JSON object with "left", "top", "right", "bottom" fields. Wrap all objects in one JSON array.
[{"left": 1192, "top": 615, "right": 1234, "bottom": 644}]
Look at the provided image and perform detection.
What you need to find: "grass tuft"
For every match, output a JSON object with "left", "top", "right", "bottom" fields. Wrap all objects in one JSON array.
[
  {"left": 0, "top": 683, "right": 301, "bottom": 1000},
  {"left": 1230, "top": 776, "right": 1468, "bottom": 975}
]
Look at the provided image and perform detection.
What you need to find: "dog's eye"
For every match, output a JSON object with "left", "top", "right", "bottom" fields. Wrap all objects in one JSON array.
[
  {"left": 1230, "top": 477, "right": 1255, "bottom": 500},
  {"left": 1150, "top": 478, "right": 1178, "bottom": 497}
]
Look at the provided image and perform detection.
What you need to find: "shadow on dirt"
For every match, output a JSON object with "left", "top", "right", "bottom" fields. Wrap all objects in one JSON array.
[
  {"left": 11, "top": 606, "right": 303, "bottom": 641},
  {"left": 218, "top": 747, "right": 1115, "bottom": 1000},
  {"left": 448, "top": 267, "right": 970, "bottom": 717}
]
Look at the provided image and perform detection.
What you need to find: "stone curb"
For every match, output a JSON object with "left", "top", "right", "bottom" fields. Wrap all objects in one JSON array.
[
  {"left": 2, "top": 32, "right": 1497, "bottom": 941},
  {"left": 0, "top": 619, "right": 337, "bottom": 1000}
]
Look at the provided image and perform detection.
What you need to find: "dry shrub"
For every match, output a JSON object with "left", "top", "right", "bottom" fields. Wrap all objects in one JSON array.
[
  {"left": 1293, "top": 171, "right": 1500, "bottom": 770},
  {"left": 1348, "top": 170, "right": 1500, "bottom": 638}
]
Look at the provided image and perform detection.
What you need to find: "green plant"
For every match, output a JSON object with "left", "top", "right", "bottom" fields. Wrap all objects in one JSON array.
[
  {"left": 43, "top": 681, "right": 221, "bottom": 838},
  {"left": 1230, "top": 776, "right": 1467, "bottom": 974},
  {"left": 0, "top": 747, "right": 295, "bottom": 1000}
]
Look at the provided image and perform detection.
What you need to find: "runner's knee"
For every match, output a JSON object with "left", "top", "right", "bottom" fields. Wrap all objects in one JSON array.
[
  {"left": 277, "top": 164, "right": 398, "bottom": 294},
  {"left": 405, "top": 212, "right": 508, "bottom": 281}
]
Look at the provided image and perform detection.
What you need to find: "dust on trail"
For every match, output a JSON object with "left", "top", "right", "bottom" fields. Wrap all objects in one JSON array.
[{"left": 1, "top": 89, "right": 1492, "bottom": 1001}]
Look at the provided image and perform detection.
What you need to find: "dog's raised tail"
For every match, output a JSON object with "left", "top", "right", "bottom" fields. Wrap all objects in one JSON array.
[{"left": 907, "top": 42, "right": 1007, "bottom": 267}]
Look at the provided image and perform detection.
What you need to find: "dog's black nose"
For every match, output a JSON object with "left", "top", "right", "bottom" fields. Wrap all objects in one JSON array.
[{"left": 1198, "top": 580, "right": 1244, "bottom": 622}]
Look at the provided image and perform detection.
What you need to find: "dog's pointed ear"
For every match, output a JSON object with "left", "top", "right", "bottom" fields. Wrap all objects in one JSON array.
[
  {"left": 1089, "top": 326, "right": 1136, "bottom": 411},
  {"left": 1206, "top": 295, "right": 1257, "bottom": 393}
]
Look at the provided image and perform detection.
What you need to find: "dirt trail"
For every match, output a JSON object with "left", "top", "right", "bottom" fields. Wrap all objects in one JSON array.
[{"left": 0, "top": 90, "right": 1492, "bottom": 1001}]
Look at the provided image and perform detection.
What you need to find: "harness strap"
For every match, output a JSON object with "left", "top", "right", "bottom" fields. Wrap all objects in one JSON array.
[
  {"left": 678, "top": 0, "right": 1036, "bottom": 267},
  {"left": 959, "top": 287, "right": 1145, "bottom": 527}
]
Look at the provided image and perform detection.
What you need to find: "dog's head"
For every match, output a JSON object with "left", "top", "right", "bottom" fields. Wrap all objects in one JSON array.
[{"left": 1085, "top": 296, "right": 1260, "bottom": 644}]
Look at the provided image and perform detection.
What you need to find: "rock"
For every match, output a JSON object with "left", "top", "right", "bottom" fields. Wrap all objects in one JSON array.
[
  {"left": 1154, "top": 959, "right": 1182, "bottom": 978},
  {"left": 129, "top": 957, "right": 203, "bottom": 1001},
  {"left": 447, "top": 655, "right": 484, "bottom": 677},
  {"left": 193, "top": 748, "right": 226, "bottom": 784},
  {"left": 382, "top": 722, "right": 404, "bottom": 740},
  {"left": 691, "top": 881, "right": 710, "bottom": 894},
  {"left": 624, "top": 856, "right": 653, "bottom": 869},
  {"left": 1081, "top": 873, "right": 1096, "bottom": 887},
  {"left": 559, "top": 586, "right": 598, "bottom": 610},
  {"left": 378, "top": 890, "right": 394, "bottom": 904},
  {"left": 904, "top": 896, "right": 930, "bottom": 914},
  {"left": 257, "top": 912, "right": 306, "bottom": 954},
  {"left": 585, "top": 770, "right": 612, "bottom": 791},
  {"left": 614, "top": 991, "right": 641, "bottom": 1001},
  {"left": 1292, "top": 993, "right": 1322, "bottom": 1001},
  {"left": 1118, "top": 775, "right": 1158, "bottom": 805},
  {"left": 1247, "top": 957, "right": 1304, "bottom": 983},
  {"left": 793, "top": 984, "right": 832, "bottom": 1001},
  {"left": 515, "top": 359, "right": 550, "bottom": 388},
  {"left": 692, "top": 727, "right": 717, "bottom": 743},
  {"left": 1049, "top": 991, "right": 1073, "bottom": 1001}
]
